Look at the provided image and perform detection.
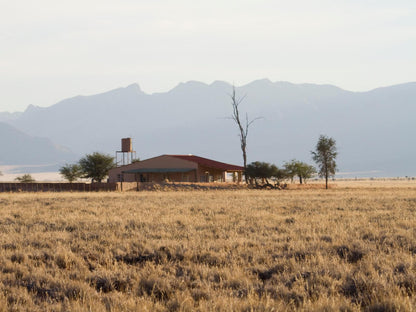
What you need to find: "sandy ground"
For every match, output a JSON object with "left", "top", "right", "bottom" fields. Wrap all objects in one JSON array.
[
  {"left": 332, "top": 179, "right": 416, "bottom": 188},
  {"left": 0, "top": 165, "right": 64, "bottom": 182},
  {"left": 0, "top": 171, "right": 63, "bottom": 182}
]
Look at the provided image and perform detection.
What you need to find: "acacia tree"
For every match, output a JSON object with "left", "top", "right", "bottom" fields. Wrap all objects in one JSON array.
[
  {"left": 296, "top": 162, "right": 317, "bottom": 184},
  {"left": 229, "top": 86, "right": 261, "bottom": 182},
  {"left": 246, "top": 161, "right": 288, "bottom": 187},
  {"left": 283, "top": 160, "right": 297, "bottom": 183},
  {"left": 15, "top": 174, "right": 35, "bottom": 183},
  {"left": 59, "top": 163, "right": 82, "bottom": 183},
  {"left": 273, "top": 167, "right": 289, "bottom": 182},
  {"left": 311, "top": 135, "right": 337, "bottom": 189},
  {"left": 284, "top": 159, "right": 316, "bottom": 184},
  {"left": 79, "top": 152, "right": 115, "bottom": 183},
  {"left": 245, "top": 161, "right": 277, "bottom": 185}
]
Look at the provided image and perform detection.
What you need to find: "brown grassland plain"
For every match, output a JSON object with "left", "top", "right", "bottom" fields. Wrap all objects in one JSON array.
[{"left": 0, "top": 182, "right": 415, "bottom": 311}]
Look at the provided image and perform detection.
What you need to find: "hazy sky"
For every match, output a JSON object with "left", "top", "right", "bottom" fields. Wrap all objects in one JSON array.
[{"left": 1, "top": 0, "right": 415, "bottom": 112}]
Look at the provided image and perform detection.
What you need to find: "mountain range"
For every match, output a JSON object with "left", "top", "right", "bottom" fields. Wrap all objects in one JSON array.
[
  {"left": 0, "top": 121, "right": 76, "bottom": 172},
  {"left": 1, "top": 79, "right": 415, "bottom": 177}
]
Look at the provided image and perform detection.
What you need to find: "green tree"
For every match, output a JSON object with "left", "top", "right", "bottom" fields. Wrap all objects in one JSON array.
[
  {"left": 311, "top": 135, "right": 337, "bottom": 189},
  {"left": 296, "top": 162, "right": 317, "bottom": 184},
  {"left": 273, "top": 167, "right": 289, "bottom": 182},
  {"left": 15, "top": 174, "right": 36, "bottom": 183},
  {"left": 79, "top": 152, "right": 115, "bottom": 183},
  {"left": 283, "top": 160, "right": 297, "bottom": 183},
  {"left": 245, "top": 161, "right": 278, "bottom": 185},
  {"left": 284, "top": 159, "right": 316, "bottom": 184},
  {"left": 59, "top": 163, "right": 82, "bottom": 183}
]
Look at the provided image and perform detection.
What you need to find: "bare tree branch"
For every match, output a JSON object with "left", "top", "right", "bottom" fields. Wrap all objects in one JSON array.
[{"left": 229, "top": 85, "right": 262, "bottom": 183}]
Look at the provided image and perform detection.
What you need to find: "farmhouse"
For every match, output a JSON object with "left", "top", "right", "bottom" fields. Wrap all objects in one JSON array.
[{"left": 108, "top": 154, "right": 244, "bottom": 183}]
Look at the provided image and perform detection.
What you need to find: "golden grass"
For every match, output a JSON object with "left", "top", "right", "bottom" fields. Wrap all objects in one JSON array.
[{"left": 0, "top": 183, "right": 415, "bottom": 311}]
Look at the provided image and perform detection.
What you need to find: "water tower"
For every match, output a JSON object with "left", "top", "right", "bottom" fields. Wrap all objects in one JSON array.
[{"left": 116, "top": 138, "right": 137, "bottom": 167}]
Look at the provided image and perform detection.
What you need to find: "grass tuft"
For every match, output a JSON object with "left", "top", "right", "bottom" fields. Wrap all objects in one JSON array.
[{"left": 0, "top": 185, "right": 415, "bottom": 310}]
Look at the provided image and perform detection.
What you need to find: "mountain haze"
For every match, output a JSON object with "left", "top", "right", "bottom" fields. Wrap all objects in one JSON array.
[
  {"left": 0, "top": 122, "right": 76, "bottom": 167},
  {"left": 3, "top": 80, "right": 416, "bottom": 177},
  {"left": 0, "top": 111, "right": 22, "bottom": 122}
]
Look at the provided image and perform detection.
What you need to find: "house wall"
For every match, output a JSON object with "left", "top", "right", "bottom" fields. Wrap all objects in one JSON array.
[
  {"left": 108, "top": 155, "right": 243, "bottom": 183},
  {"left": 123, "top": 171, "right": 198, "bottom": 183},
  {"left": 108, "top": 155, "right": 198, "bottom": 183},
  {"left": 196, "top": 166, "right": 226, "bottom": 182}
]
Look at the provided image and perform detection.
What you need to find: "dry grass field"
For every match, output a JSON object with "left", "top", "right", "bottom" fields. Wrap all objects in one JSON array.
[{"left": 0, "top": 182, "right": 415, "bottom": 311}]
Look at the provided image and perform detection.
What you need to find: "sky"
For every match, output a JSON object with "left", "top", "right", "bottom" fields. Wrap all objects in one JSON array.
[{"left": 1, "top": 0, "right": 415, "bottom": 112}]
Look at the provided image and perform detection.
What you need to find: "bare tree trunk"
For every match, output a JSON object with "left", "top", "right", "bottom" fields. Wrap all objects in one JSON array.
[
  {"left": 242, "top": 145, "right": 247, "bottom": 171},
  {"left": 229, "top": 86, "right": 261, "bottom": 184}
]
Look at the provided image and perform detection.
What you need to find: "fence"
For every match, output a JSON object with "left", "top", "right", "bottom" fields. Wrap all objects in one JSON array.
[
  {"left": 117, "top": 181, "right": 247, "bottom": 191},
  {"left": 116, "top": 182, "right": 165, "bottom": 191},
  {"left": 0, "top": 183, "right": 117, "bottom": 193},
  {"left": 0, "top": 182, "right": 246, "bottom": 193}
]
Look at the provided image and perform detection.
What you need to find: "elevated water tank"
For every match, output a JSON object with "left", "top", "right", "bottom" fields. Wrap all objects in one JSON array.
[{"left": 121, "top": 138, "right": 132, "bottom": 152}]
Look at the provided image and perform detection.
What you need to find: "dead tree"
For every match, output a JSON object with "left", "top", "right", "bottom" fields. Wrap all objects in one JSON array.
[{"left": 230, "top": 86, "right": 261, "bottom": 182}]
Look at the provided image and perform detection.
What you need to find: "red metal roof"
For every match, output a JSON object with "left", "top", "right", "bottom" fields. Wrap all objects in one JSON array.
[{"left": 169, "top": 155, "right": 244, "bottom": 171}]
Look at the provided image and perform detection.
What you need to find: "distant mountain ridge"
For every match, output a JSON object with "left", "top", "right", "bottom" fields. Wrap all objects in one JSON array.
[
  {"left": 1, "top": 79, "right": 415, "bottom": 177},
  {"left": 0, "top": 111, "right": 22, "bottom": 122},
  {"left": 0, "top": 122, "right": 76, "bottom": 167}
]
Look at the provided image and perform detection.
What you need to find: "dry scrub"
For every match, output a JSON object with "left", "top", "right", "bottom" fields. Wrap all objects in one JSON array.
[{"left": 0, "top": 185, "right": 415, "bottom": 311}]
